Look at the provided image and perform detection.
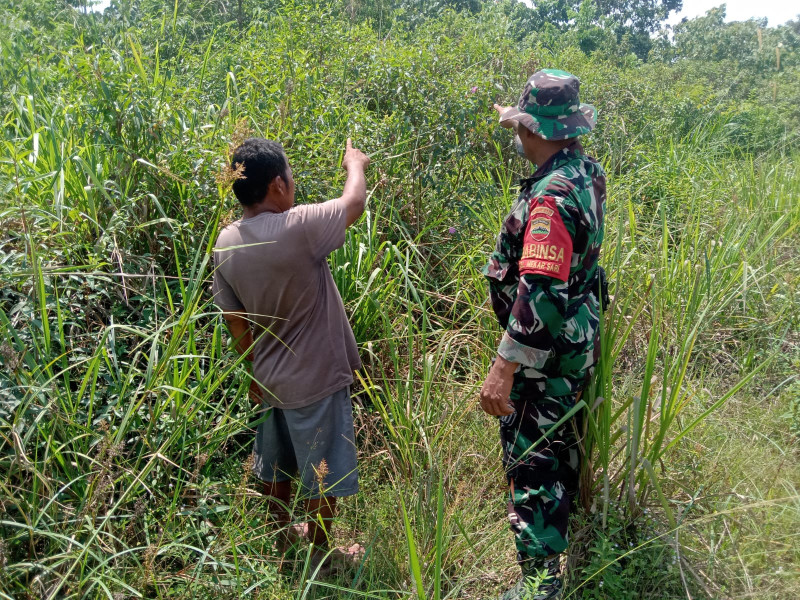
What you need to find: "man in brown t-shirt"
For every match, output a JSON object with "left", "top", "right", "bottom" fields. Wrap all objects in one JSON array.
[{"left": 212, "top": 137, "right": 369, "bottom": 571}]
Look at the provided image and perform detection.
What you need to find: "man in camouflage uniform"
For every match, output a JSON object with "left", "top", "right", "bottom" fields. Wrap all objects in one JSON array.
[{"left": 480, "top": 69, "right": 606, "bottom": 600}]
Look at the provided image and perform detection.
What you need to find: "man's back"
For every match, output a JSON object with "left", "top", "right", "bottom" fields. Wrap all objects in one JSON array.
[{"left": 212, "top": 200, "right": 361, "bottom": 408}]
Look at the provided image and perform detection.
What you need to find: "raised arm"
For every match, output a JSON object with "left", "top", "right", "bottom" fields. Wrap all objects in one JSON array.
[{"left": 338, "top": 138, "right": 371, "bottom": 227}]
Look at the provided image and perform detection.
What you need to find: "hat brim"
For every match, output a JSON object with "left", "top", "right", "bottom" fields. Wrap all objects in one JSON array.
[{"left": 499, "top": 103, "right": 596, "bottom": 140}]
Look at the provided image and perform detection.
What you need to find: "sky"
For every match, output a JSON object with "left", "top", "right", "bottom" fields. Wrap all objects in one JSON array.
[
  {"left": 667, "top": 0, "right": 798, "bottom": 27},
  {"left": 86, "top": 0, "right": 799, "bottom": 27},
  {"left": 86, "top": 0, "right": 110, "bottom": 11}
]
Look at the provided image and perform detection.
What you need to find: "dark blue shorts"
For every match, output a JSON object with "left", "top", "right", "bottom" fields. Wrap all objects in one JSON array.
[{"left": 252, "top": 386, "right": 359, "bottom": 499}]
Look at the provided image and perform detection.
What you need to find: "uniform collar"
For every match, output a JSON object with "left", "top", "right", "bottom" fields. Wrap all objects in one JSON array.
[{"left": 520, "top": 140, "right": 584, "bottom": 188}]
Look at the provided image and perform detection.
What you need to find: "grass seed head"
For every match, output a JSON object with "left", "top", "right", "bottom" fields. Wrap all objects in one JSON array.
[
  {"left": 239, "top": 454, "right": 254, "bottom": 489},
  {"left": 230, "top": 119, "right": 254, "bottom": 153},
  {"left": 0, "top": 342, "right": 22, "bottom": 371},
  {"left": 313, "top": 459, "right": 330, "bottom": 494},
  {"left": 216, "top": 160, "right": 246, "bottom": 189},
  {"left": 142, "top": 544, "right": 158, "bottom": 582}
]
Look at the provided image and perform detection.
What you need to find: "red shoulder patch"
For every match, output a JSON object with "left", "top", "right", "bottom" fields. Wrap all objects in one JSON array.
[{"left": 519, "top": 196, "right": 572, "bottom": 282}]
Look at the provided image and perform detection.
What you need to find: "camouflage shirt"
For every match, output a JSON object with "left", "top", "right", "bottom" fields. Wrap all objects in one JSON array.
[{"left": 483, "top": 141, "right": 606, "bottom": 397}]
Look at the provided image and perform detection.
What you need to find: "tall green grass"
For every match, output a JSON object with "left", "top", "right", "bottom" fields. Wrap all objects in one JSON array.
[{"left": 583, "top": 144, "right": 799, "bottom": 524}]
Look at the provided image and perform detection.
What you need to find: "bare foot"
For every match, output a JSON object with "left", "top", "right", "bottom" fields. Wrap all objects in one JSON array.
[
  {"left": 309, "top": 543, "right": 365, "bottom": 576},
  {"left": 276, "top": 522, "right": 309, "bottom": 553}
]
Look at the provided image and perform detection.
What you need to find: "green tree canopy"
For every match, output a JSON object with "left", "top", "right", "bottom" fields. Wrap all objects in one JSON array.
[{"left": 503, "top": 0, "right": 681, "bottom": 58}]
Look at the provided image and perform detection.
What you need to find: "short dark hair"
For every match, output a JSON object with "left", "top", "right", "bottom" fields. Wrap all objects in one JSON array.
[{"left": 230, "top": 138, "right": 288, "bottom": 206}]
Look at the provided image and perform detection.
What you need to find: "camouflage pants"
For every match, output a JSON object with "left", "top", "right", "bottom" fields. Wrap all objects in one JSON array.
[{"left": 499, "top": 388, "right": 581, "bottom": 567}]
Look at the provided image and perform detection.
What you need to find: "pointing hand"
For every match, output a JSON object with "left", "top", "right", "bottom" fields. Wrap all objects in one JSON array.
[
  {"left": 493, "top": 104, "right": 516, "bottom": 129},
  {"left": 342, "top": 138, "right": 370, "bottom": 172}
]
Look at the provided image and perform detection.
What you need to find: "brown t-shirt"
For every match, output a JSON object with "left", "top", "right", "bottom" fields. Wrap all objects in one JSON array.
[{"left": 212, "top": 200, "right": 361, "bottom": 409}]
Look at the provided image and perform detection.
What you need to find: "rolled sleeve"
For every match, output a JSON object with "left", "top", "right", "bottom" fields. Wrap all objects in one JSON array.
[
  {"left": 497, "top": 331, "right": 551, "bottom": 367},
  {"left": 297, "top": 200, "right": 347, "bottom": 262}
]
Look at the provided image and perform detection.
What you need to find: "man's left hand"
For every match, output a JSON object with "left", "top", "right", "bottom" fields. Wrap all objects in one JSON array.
[{"left": 479, "top": 356, "right": 517, "bottom": 416}]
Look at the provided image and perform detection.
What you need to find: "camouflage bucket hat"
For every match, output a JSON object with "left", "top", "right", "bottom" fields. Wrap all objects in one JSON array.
[{"left": 499, "top": 69, "right": 596, "bottom": 140}]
